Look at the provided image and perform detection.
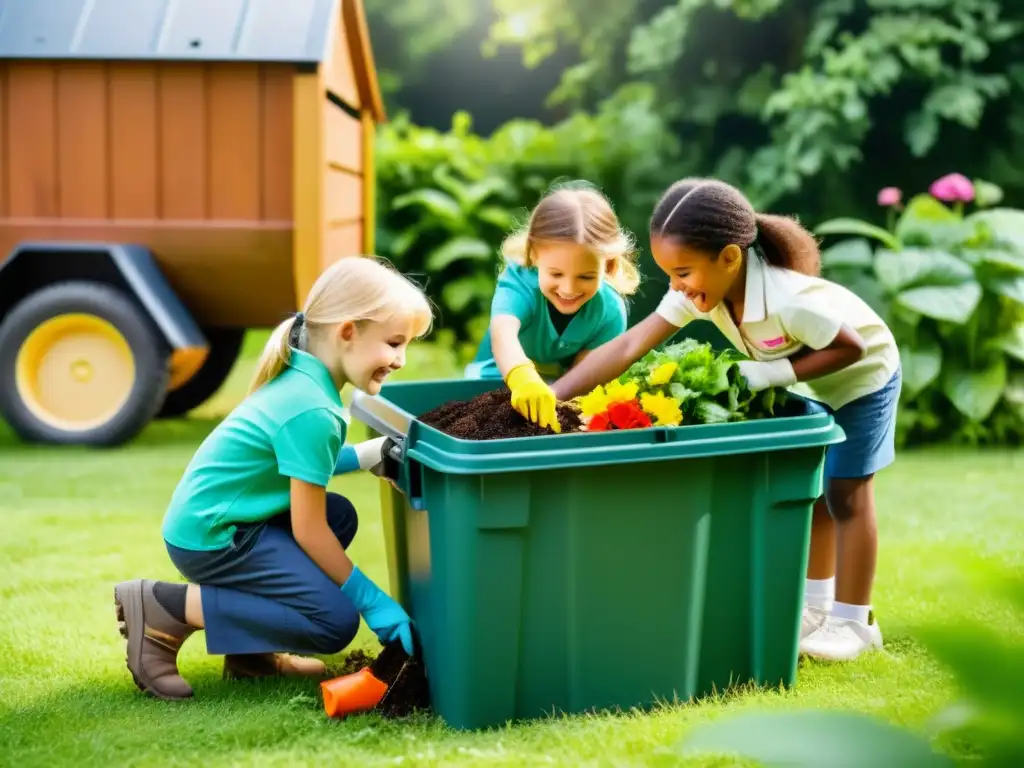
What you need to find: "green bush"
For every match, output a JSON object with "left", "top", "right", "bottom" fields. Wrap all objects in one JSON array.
[
  {"left": 678, "top": 563, "right": 1024, "bottom": 766},
  {"left": 816, "top": 176, "right": 1024, "bottom": 447},
  {"left": 374, "top": 89, "right": 682, "bottom": 360}
]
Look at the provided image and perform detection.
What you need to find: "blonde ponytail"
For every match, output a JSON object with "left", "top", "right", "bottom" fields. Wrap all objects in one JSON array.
[
  {"left": 247, "top": 256, "right": 433, "bottom": 393},
  {"left": 499, "top": 229, "right": 530, "bottom": 267},
  {"left": 605, "top": 249, "right": 641, "bottom": 296},
  {"left": 248, "top": 316, "right": 297, "bottom": 393}
]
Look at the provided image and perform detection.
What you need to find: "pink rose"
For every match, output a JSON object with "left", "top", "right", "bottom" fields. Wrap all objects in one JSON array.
[
  {"left": 929, "top": 173, "right": 975, "bottom": 203},
  {"left": 877, "top": 187, "right": 902, "bottom": 207}
]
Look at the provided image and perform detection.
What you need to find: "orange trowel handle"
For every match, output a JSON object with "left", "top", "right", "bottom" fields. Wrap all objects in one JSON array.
[{"left": 321, "top": 668, "right": 389, "bottom": 718}]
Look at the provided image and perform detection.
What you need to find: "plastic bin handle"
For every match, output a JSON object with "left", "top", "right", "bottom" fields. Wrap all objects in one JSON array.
[
  {"left": 380, "top": 437, "right": 403, "bottom": 478},
  {"left": 377, "top": 436, "right": 426, "bottom": 509}
]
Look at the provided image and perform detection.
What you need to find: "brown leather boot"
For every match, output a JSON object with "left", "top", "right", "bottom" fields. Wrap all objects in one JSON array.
[
  {"left": 223, "top": 653, "right": 327, "bottom": 680},
  {"left": 114, "top": 579, "right": 195, "bottom": 700}
]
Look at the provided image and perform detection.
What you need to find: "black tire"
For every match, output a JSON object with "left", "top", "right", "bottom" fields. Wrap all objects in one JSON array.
[
  {"left": 0, "top": 281, "right": 170, "bottom": 447},
  {"left": 157, "top": 327, "right": 245, "bottom": 418}
]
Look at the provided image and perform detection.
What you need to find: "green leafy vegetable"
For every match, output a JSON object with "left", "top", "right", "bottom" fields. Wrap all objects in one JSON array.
[{"left": 618, "top": 339, "right": 790, "bottom": 425}]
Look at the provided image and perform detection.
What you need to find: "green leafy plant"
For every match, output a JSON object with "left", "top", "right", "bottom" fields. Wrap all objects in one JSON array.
[
  {"left": 620, "top": 338, "right": 791, "bottom": 423},
  {"left": 576, "top": 339, "right": 791, "bottom": 430},
  {"left": 484, "top": 0, "right": 1024, "bottom": 220},
  {"left": 375, "top": 113, "right": 522, "bottom": 354},
  {"left": 676, "top": 564, "right": 1024, "bottom": 766},
  {"left": 815, "top": 175, "right": 1024, "bottom": 446},
  {"left": 679, "top": 709, "right": 955, "bottom": 767}
]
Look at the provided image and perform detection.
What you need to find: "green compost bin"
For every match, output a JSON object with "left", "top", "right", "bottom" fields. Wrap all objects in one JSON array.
[{"left": 350, "top": 379, "right": 845, "bottom": 731}]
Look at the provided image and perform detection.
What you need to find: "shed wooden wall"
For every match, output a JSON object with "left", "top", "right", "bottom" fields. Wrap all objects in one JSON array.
[
  {"left": 0, "top": 60, "right": 300, "bottom": 327},
  {"left": 318, "top": 0, "right": 370, "bottom": 274},
  {"left": 288, "top": 1, "right": 373, "bottom": 303}
]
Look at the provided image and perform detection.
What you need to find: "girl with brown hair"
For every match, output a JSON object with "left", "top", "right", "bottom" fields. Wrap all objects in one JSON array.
[{"left": 552, "top": 178, "right": 902, "bottom": 662}]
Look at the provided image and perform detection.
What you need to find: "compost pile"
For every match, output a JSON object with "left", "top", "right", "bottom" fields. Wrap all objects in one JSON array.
[
  {"left": 419, "top": 387, "right": 581, "bottom": 439},
  {"left": 332, "top": 641, "right": 431, "bottom": 719}
]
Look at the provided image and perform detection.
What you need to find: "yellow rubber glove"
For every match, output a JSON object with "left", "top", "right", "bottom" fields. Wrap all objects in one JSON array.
[{"left": 506, "top": 362, "right": 561, "bottom": 433}]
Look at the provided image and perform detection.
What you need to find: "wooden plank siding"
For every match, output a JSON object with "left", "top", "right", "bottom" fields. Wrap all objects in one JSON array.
[
  {"left": 324, "top": 101, "right": 362, "bottom": 174},
  {"left": 5, "top": 62, "right": 58, "bottom": 219},
  {"left": 292, "top": 80, "right": 367, "bottom": 304},
  {"left": 0, "top": 60, "right": 300, "bottom": 326},
  {"left": 109, "top": 64, "right": 160, "bottom": 219},
  {"left": 0, "top": 60, "right": 294, "bottom": 222},
  {"left": 325, "top": 221, "right": 363, "bottom": 264},
  {"left": 321, "top": 101, "right": 365, "bottom": 270},
  {"left": 291, "top": 69, "right": 325, "bottom": 309},
  {"left": 0, "top": 50, "right": 370, "bottom": 323},
  {"left": 324, "top": 0, "right": 360, "bottom": 110}
]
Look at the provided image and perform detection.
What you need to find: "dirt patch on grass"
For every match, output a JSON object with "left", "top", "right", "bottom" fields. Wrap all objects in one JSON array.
[{"left": 330, "top": 643, "right": 430, "bottom": 719}]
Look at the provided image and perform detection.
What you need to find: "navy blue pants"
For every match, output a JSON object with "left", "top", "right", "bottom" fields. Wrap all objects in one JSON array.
[{"left": 166, "top": 493, "right": 360, "bottom": 656}]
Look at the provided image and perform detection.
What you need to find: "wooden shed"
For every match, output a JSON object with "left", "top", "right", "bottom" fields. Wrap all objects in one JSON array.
[
  {"left": 0, "top": 0, "right": 385, "bottom": 326},
  {"left": 0, "top": 0, "right": 387, "bottom": 446}
]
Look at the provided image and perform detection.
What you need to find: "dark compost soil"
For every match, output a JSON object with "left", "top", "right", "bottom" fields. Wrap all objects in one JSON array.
[
  {"left": 334, "top": 649, "right": 376, "bottom": 677},
  {"left": 330, "top": 641, "right": 431, "bottom": 719},
  {"left": 418, "top": 387, "right": 581, "bottom": 440},
  {"left": 369, "top": 641, "right": 431, "bottom": 718}
]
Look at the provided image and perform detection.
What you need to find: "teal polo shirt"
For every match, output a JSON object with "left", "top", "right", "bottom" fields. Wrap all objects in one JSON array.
[
  {"left": 161, "top": 349, "right": 348, "bottom": 552},
  {"left": 466, "top": 262, "right": 628, "bottom": 379}
]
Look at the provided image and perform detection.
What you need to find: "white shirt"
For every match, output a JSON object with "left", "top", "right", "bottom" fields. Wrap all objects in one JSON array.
[{"left": 656, "top": 252, "right": 899, "bottom": 410}]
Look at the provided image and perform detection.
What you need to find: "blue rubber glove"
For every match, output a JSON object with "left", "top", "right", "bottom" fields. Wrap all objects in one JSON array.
[
  {"left": 341, "top": 565, "right": 415, "bottom": 656},
  {"left": 334, "top": 445, "right": 361, "bottom": 475},
  {"left": 334, "top": 437, "right": 388, "bottom": 476}
]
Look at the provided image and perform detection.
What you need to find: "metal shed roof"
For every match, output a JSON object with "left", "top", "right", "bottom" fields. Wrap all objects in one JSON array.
[{"left": 0, "top": 0, "right": 339, "bottom": 64}]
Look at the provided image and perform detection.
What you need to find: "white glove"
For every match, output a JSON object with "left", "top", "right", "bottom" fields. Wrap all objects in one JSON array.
[
  {"left": 353, "top": 436, "right": 388, "bottom": 471},
  {"left": 738, "top": 359, "right": 797, "bottom": 392}
]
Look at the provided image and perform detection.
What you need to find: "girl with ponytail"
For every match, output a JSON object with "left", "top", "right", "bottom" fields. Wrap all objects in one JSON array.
[
  {"left": 114, "top": 256, "right": 432, "bottom": 701},
  {"left": 552, "top": 178, "right": 902, "bottom": 664}
]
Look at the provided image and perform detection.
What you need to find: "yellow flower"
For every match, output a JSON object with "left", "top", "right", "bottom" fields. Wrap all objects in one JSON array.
[
  {"left": 577, "top": 386, "right": 611, "bottom": 417},
  {"left": 647, "top": 362, "right": 678, "bottom": 387},
  {"left": 640, "top": 392, "right": 683, "bottom": 427},
  {"left": 605, "top": 379, "right": 640, "bottom": 403}
]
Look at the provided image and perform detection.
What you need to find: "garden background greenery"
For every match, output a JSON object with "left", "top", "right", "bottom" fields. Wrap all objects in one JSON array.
[
  {"left": 5, "top": 3, "right": 1024, "bottom": 766},
  {"left": 367, "top": 0, "right": 1024, "bottom": 447}
]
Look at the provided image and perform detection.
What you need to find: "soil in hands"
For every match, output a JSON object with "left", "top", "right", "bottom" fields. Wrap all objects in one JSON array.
[{"left": 418, "top": 387, "right": 582, "bottom": 440}]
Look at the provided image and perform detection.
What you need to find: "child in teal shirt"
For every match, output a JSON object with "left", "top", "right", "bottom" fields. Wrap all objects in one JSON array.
[
  {"left": 113, "top": 257, "right": 432, "bottom": 701},
  {"left": 465, "top": 184, "right": 639, "bottom": 431}
]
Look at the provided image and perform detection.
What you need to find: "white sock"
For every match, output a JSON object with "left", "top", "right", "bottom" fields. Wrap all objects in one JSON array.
[
  {"left": 805, "top": 577, "right": 835, "bottom": 611},
  {"left": 832, "top": 601, "right": 870, "bottom": 624}
]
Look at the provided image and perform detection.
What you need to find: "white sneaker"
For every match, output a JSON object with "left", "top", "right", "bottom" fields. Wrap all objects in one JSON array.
[
  {"left": 800, "top": 612, "right": 883, "bottom": 661},
  {"left": 800, "top": 605, "right": 829, "bottom": 640}
]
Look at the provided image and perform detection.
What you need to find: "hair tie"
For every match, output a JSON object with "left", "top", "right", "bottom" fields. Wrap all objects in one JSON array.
[{"left": 289, "top": 311, "right": 306, "bottom": 349}]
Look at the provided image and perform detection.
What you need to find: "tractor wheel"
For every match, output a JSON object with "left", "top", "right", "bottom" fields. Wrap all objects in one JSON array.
[
  {"left": 157, "top": 327, "right": 245, "bottom": 418},
  {"left": 0, "top": 281, "right": 169, "bottom": 446}
]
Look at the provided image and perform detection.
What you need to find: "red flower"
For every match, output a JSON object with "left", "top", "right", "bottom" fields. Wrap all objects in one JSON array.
[
  {"left": 586, "top": 399, "right": 654, "bottom": 432},
  {"left": 607, "top": 400, "right": 652, "bottom": 430}
]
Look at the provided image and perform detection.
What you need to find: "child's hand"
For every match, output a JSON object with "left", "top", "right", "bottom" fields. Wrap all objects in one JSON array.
[
  {"left": 506, "top": 362, "right": 561, "bottom": 433},
  {"left": 356, "top": 436, "right": 388, "bottom": 473},
  {"left": 341, "top": 566, "right": 415, "bottom": 656},
  {"left": 738, "top": 359, "right": 797, "bottom": 392}
]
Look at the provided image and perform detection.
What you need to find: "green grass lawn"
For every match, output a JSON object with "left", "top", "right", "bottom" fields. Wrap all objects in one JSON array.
[{"left": 1, "top": 335, "right": 1022, "bottom": 766}]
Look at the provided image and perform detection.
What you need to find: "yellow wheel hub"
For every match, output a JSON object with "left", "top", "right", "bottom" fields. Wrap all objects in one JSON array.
[{"left": 15, "top": 313, "right": 136, "bottom": 432}]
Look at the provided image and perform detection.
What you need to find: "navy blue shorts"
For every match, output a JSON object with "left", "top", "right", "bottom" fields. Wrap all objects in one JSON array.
[
  {"left": 805, "top": 367, "right": 902, "bottom": 480},
  {"left": 166, "top": 492, "right": 360, "bottom": 657}
]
